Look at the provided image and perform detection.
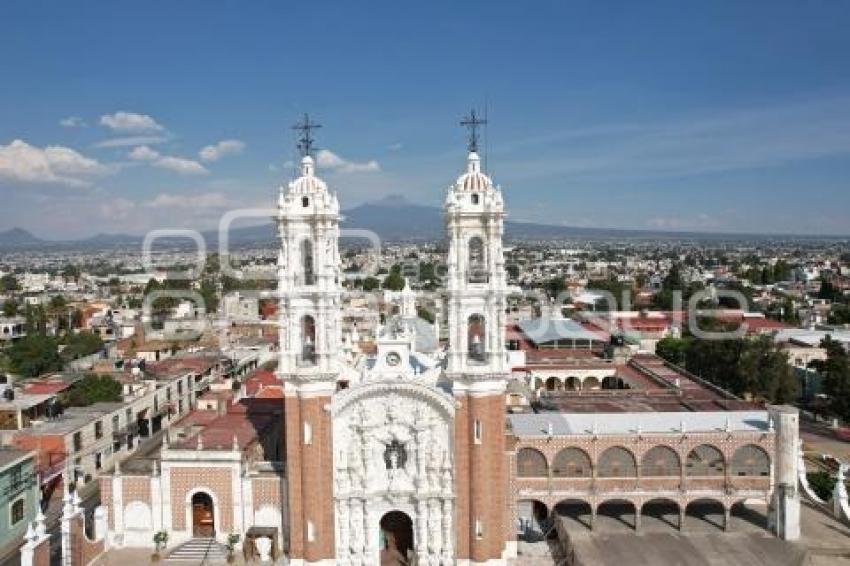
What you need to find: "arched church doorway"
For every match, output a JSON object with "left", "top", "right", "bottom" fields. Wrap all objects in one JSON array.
[
  {"left": 379, "top": 510, "right": 414, "bottom": 565},
  {"left": 192, "top": 492, "right": 215, "bottom": 537}
]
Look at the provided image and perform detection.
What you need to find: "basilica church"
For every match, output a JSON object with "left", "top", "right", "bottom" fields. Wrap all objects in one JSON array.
[
  {"left": 279, "top": 116, "right": 514, "bottom": 565},
  {"left": 92, "top": 114, "right": 800, "bottom": 566}
]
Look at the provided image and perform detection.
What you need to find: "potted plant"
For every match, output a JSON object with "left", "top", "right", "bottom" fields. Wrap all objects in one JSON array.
[
  {"left": 225, "top": 533, "right": 240, "bottom": 563},
  {"left": 151, "top": 531, "right": 168, "bottom": 562}
]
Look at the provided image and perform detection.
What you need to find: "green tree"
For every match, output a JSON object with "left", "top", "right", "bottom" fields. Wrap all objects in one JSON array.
[
  {"left": 809, "top": 336, "right": 850, "bottom": 421},
  {"left": 61, "top": 331, "right": 104, "bottom": 360},
  {"left": 655, "top": 336, "right": 690, "bottom": 367},
  {"left": 61, "top": 265, "right": 81, "bottom": 279},
  {"left": 61, "top": 374, "right": 122, "bottom": 407},
  {"left": 2, "top": 299, "right": 19, "bottom": 317},
  {"left": 738, "top": 335, "right": 798, "bottom": 403},
  {"left": 362, "top": 276, "right": 380, "bottom": 291},
  {"left": 543, "top": 277, "right": 566, "bottom": 299},
  {"left": 1, "top": 273, "right": 19, "bottom": 291},
  {"left": 6, "top": 335, "right": 62, "bottom": 377},
  {"left": 382, "top": 267, "right": 405, "bottom": 291},
  {"left": 416, "top": 306, "right": 435, "bottom": 323}
]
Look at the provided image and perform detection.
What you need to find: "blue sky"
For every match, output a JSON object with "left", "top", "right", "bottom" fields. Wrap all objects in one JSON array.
[{"left": 1, "top": 1, "right": 849, "bottom": 238}]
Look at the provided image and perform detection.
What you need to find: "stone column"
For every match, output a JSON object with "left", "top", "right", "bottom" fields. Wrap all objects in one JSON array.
[{"left": 769, "top": 405, "right": 801, "bottom": 540}]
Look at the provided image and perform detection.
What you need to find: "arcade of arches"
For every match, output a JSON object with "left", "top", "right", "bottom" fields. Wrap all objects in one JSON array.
[
  {"left": 513, "top": 440, "right": 774, "bottom": 534},
  {"left": 536, "top": 374, "right": 628, "bottom": 392}
]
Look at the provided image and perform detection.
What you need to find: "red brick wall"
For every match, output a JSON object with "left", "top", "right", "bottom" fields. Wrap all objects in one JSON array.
[
  {"left": 454, "top": 392, "right": 508, "bottom": 561},
  {"left": 32, "top": 537, "right": 50, "bottom": 566},
  {"left": 453, "top": 394, "right": 470, "bottom": 559},
  {"left": 469, "top": 394, "right": 507, "bottom": 562},
  {"left": 13, "top": 434, "right": 66, "bottom": 474},
  {"left": 252, "top": 477, "right": 282, "bottom": 510},
  {"left": 98, "top": 477, "right": 113, "bottom": 529},
  {"left": 122, "top": 477, "right": 151, "bottom": 505},
  {"left": 285, "top": 393, "right": 334, "bottom": 560},
  {"left": 69, "top": 514, "right": 104, "bottom": 566},
  {"left": 170, "top": 467, "right": 234, "bottom": 532},
  {"left": 284, "top": 394, "right": 303, "bottom": 556}
]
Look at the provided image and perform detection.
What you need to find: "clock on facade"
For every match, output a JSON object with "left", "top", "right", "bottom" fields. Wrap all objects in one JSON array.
[{"left": 385, "top": 352, "right": 401, "bottom": 366}]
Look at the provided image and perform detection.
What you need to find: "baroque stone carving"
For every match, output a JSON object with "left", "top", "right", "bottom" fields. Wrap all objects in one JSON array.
[{"left": 333, "top": 382, "right": 455, "bottom": 563}]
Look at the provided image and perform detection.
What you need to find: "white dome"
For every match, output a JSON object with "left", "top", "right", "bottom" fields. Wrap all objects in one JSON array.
[
  {"left": 453, "top": 152, "right": 494, "bottom": 192},
  {"left": 288, "top": 155, "right": 329, "bottom": 194}
]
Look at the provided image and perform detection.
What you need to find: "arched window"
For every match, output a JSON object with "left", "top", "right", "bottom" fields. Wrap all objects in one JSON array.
[
  {"left": 552, "top": 447, "right": 592, "bottom": 478},
  {"left": 468, "top": 314, "right": 486, "bottom": 362},
  {"left": 517, "top": 448, "right": 548, "bottom": 478},
  {"left": 597, "top": 446, "right": 637, "bottom": 477},
  {"left": 730, "top": 444, "right": 770, "bottom": 477},
  {"left": 686, "top": 444, "right": 725, "bottom": 477},
  {"left": 545, "top": 377, "right": 561, "bottom": 391},
  {"left": 641, "top": 446, "right": 680, "bottom": 477},
  {"left": 301, "top": 239, "right": 315, "bottom": 285},
  {"left": 300, "top": 315, "right": 316, "bottom": 365},
  {"left": 468, "top": 237, "right": 487, "bottom": 283},
  {"left": 301, "top": 196, "right": 309, "bottom": 207},
  {"left": 601, "top": 375, "right": 624, "bottom": 390}
]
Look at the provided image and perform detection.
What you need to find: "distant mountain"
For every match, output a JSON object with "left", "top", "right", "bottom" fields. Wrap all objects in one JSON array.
[
  {"left": 341, "top": 196, "right": 444, "bottom": 241},
  {"left": 82, "top": 233, "right": 144, "bottom": 245},
  {"left": 0, "top": 227, "right": 44, "bottom": 247},
  {"left": 1, "top": 197, "right": 845, "bottom": 250}
]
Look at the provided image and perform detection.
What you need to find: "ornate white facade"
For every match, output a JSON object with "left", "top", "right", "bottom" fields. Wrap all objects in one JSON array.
[
  {"left": 278, "top": 118, "right": 512, "bottom": 565},
  {"left": 332, "top": 380, "right": 456, "bottom": 565}
]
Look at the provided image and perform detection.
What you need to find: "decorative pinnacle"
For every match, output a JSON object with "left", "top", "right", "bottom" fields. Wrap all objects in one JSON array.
[
  {"left": 460, "top": 108, "right": 486, "bottom": 153},
  {"left": 292, "top": 113, "right": 321, "bottom": 158}
]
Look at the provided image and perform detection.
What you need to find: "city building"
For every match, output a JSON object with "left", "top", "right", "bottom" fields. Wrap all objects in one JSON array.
[{"left": 0, "top": 447, "right": 39, "bottom": 562}]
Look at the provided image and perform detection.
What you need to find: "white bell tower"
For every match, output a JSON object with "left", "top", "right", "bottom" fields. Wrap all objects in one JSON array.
[
  {"left": 278, "top": 115, "right": 340, "bottom": 563},
  {"left": 277, "top": 118, "right": 342, "bottom": 380},
  {"left": 444, "top": 112, "right": 509, "bottom": 376},
  {"left": 444, "top": 110, "right": 511, "bottom": 563}
]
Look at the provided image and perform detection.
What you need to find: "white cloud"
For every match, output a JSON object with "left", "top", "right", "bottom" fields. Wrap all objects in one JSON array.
[
  {"left": 60, "top": 116, "right": 86, "bottom": 128},
  {"left": 387, "top": 142, "right": 404, "bottom": 151},
  {"left": 199, "top": 139, "right": 245, "bottom": 162},
  {"left": 99, "top": 111, "right": 164, "bottom": 133},
  {"left": 126, "top": 146, "right": 208, "bottom": 175},
  {"left": 94, "top": 135, "right": 169, "bottom": 148},
  {"left": 154, "top": 156, "right": 208, "bottom": 175},
  {"left": 0, "top": 139, "right": 108, "bottom": 187},
  {"left": 145, "top": 192, "right": 231, "bottom": 209},
  {"left": 99, "top": 198, "right": 136, "bottom": 219},
  {"left": 128, "top": 145, "right": 160, "bottom": 161},
  {"left": 316, "top": 149, "right": 380, "bottom": 173}
]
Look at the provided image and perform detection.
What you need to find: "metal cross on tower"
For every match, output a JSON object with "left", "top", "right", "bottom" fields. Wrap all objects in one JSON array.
[
  {"left": 292, "top": 113, "right": 321, "bottom": 157},
  {"left": 460, "top": 108, "right": 487, "bottom": 153}
]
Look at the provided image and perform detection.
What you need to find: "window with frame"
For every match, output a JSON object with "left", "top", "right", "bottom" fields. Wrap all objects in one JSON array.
[
  {"left": 95, "top": 421, "right": 103, "bottom": 439},
  {"left": 11, "top": 498, "right": 25, "bottom": 525},
  {"left": 73, "top": 432, "right": 82, "bottom": 452}
]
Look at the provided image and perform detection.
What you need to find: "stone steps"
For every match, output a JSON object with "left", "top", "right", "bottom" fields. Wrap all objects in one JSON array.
[{"left": 166, "top": 538, "right": 230, "bottom": 563}]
